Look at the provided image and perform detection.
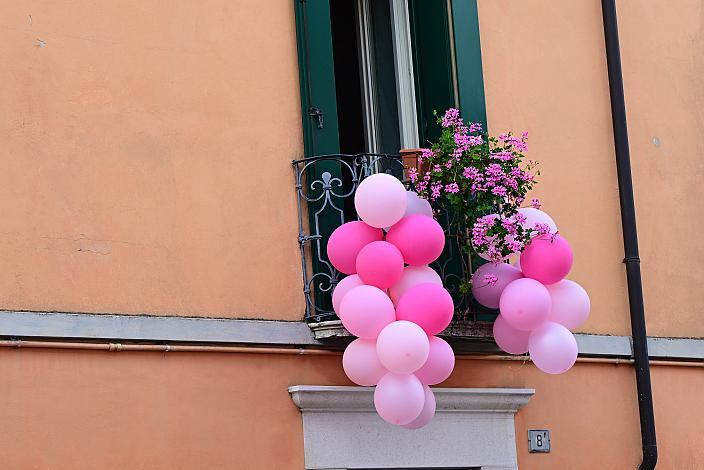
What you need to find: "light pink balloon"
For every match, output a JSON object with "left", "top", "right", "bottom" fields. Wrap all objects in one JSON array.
[
  {"left": 327, "top": 221, "right": 383, "bottom": 274},
  {"left": 396, "top": 283, "right": 454, "bottom": 336},
  {"left": 405, "top": 191, "right": 434, "bottom": 218},
  {"left": 332, "top": 275, "right": 365, "bottom": 314},
  {"left": 355, "top": 173, "right": 408, "bottom": 228},
  {"left": 402, "top": 385, "right": 436, "bottom": 429},
  {"left": 389, "top": 265, "right": 442, "bottom": 305},
  {"left": 518, "top": 207, "right": 558, "bottom": 234},
  {"left": 386, "top": 214, "right": 445, "bottom": 266},
  {"left": 342, "top": 338, "right": 388, "bottom": 386},
  {"left": 374, "top": 372, "right": 425, "bottom": 425},
  {"left": 339, "top": 285, "right": 395, "bottom": 339},
  {"left": 499, "top": 278, "right": 551, "bottom": 331},
  {"left": 547, "top": 280, "right": 590, "bottom": 330},
  {"left": 493, "top": 314, "right": 530, "bottom": 355},
  {"left": 521, "top": 234, "right": 573, "bottom": 285},
  {"left": 414, "top": 336, "right": 455, "bottom": 385},
  {"left": 376, "top": 321, "right": 430, "bottom": 374},
  {"left": 356, "top": 241, "right": 404, "bottom": 289},
  {"left": 471, "top": 262, "right": 524, "bottom": 309},
  {"left": 529, "top": 321, "right": 578, "bottom": 374}
]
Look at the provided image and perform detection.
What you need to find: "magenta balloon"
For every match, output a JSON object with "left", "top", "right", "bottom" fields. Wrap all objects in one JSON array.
[
  {"left": 493, "top": 314, "right": 530, "bottom": 354},
  {"left": 356, "top": 241, "right": 404, "bottom": 289},
  {"left": 546, "top": 280, "right": 590, "bottom": 329},
  {"left": 374, "top": 373, "right": 425, "bottom": 425},
  {"left": 386, "top": 214, "right": 445, "bottom": 266},
  {"left": 327, "top": 221, "right": 383, "bottom": 274},
  {"left": 396, "top": 283, "right": 454, "bottom": 336},
  {"left": 339, "top": 285, "right": 395, "bottom": 339},
  {"left": 499, "top": 278, "right": 551, "bottom": 331},
  {"left": 342, "top": 338, "right": 388, "bottom": 386},
  {"left": 414, "top": 336, "right": 455, "bottom": 385},
  {"left": 355, "top": 173, "right": 408, "bottom": 228},
  {"left": 376, "top": 321, "right": 430, "bottom": 374},
  {"left": 518, "top": 207, "right": 558, "bottom": 234},
  {"left": 405, "top": 191, "right": 434, "bottom": 218},
  {"left": 389, "top": 265, "right": 442, "bottom": 305},
  {"left": 529, "top": 321, "right": 578, "bottom": 374},
  {"left": 401, "top": 385, "right": 436, "bottom": 429},
  {"left": 521, "top": 234, "right": 573, "bottom": 285},
  {"left": 471, "top": 262, "right": 523, "bottom": 309},
  {"left": 332, "top": 275, "right": 365, "bottom": 314}
]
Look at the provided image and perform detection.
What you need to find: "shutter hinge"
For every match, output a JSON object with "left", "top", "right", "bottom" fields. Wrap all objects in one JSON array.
[{"left": 308, "top": 107, "right": 324, "bottom": 129}]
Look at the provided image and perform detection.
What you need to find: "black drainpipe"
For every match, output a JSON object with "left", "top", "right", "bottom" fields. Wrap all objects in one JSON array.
[{"left": 601, "top": 1, "right": 658, "bottom": 468}]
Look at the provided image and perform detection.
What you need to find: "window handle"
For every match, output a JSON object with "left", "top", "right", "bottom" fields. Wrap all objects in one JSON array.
[{"left": 308, "top": 107, "right": 324, "bottom": 129}]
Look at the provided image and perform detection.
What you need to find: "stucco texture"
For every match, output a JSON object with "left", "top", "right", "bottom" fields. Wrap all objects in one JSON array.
[
  {"left": 0, "top": 1, "right": 304, "bottom": 319},
  {"left": 0, "top": 349, "right": 701, "bottom": 469},
  {"left": 478, "top": 0, "right": 704, "bottom": 338}
]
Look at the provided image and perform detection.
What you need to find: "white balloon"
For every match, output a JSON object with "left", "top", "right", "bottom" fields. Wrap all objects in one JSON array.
[
  {"left": 405, "top": 191, "right": 433, "bottom": 218},
  {"left": 355, "top": 174, "right": 407, "bottom": 228},
  {"left": 518, "top": 207, "right": 558, "bottom": 234},
  {"left": 389, "top": 265, "right": 442, "bottom": 305}
]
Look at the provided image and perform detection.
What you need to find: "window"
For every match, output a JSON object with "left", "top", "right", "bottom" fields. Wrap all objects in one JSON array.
[{"left": 293, "top": 0, "right": 490, "bottom": 333}]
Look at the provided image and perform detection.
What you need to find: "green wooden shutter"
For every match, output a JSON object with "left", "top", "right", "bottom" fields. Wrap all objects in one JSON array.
[
  {"left": 294, "top": 0, "right": 343, "bottom": 320},
  {"left": 451, "top": 0, "right": 487, "bottom": 125}
]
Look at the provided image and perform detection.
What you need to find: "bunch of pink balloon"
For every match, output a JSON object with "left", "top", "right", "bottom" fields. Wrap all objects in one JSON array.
[
  {"left": 328, "top": 173, "right": 455, "bottom": 428},
  {"left": 471, "top": 208, "right": 590, "bottom": 374}
]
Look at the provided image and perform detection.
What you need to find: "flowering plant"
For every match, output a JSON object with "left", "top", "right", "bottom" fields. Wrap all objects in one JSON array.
[{"left": 413, "top": 108, "right": 541, "bottom": 293}]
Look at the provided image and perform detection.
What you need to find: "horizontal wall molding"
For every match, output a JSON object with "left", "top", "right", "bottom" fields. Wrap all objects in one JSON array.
[{"left": 0, "top": 310, "right": 702, "bottom": 361}]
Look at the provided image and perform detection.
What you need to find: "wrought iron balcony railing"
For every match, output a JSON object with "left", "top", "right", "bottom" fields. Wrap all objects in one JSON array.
[{"left": 292, "top": 153, "right": 496, "bottom": 338}]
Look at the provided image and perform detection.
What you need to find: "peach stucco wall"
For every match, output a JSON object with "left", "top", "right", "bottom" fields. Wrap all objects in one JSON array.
[
  {"left": 478, "top": 0, "right": 704, "bottom": 338},
  {"left": 0, "top": 348, "right": 701, "bottom": 469},
  {"left": 0, "top": 1, "right": 304, "bottom": 319}
]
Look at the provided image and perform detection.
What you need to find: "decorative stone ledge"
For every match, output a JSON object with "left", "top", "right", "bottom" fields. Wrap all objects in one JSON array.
[{"left": 289, "top": 385, "right": 534, "bottom": 470}]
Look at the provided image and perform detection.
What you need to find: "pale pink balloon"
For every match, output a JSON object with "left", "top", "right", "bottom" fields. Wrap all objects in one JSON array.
[
  {"left": 356, "top": 241, "right": 404, "bottom": 289},
  {"left": 327, "top": 221, "right": 383, "bottom": 274},
  {"left": 405, "top": 191, "right": 433, "bottom": 218},
  {"left": 355, "top": 173, "right": 408, "bottom": 228},
  {"left": 374, "top": 372, "right": 425, "bottom": 425},
  {"left": 376, "top": 321, "right": 430, "bottom": 374},
  {"left": 401, "top": 385, "right": 436, "bottom": 429},
  {"left": 546, "top": 280, "right": 590, "bottom": 330},
  {"left": 342, "top": 338, "right": 387, "bottom": 386},
  {"left": 499, "top": 278, "right": 551, "bottom": 331},
  {"left": 414, "top": 336, "right": 455, "bottom": 385},
  {"left": 493, "top": 314, "right": 530, "bottom": 354},
  {"left": 521, "top": 234, "right": 573, "bottom": 285},
  {"left": 339, "top": 285, "right": 395, "bottom": 339},
  {"left": 518, "top": 207, "right": 558, "bottom": 234},
  {"left": 332, "top": 275, "right": 365, "bottom": 314},
  {"left": 389, "top": 265, "right": 442, "bottom": 305},
  {"left": 529, "top": 321, "right": 578, "bottom": 374},
  {"left": 386, "top": 214, "right": 445, "bottom": 266},
  {"left": 471, "top": 262, "right": 523, "bottom": 309},
  {"left": 396, "top": 283, "right": 454, "bottom": 336}
]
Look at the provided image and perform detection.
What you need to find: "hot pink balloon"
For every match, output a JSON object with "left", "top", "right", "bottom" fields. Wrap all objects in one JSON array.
[
  {"left": 374, "top": 372, "right": 425, "bottom": 425},
  {"left": 343, "top": 338, "right": 388, "bottom": 386},
  {"left": 389, "top": 265, "right": 442, "bottom": 305},
  {"left": 356, "top": 241, "right": 404, "bottom": 289},
  {"left": 499, "top": 278, "right": 551, "bottom": 331},
  {"left": 547, "top": 280, "right": 590, "bottom": 330},
  {"left": 401, "top": 385, "right": 436, "bottom": 429},
  {"left": 327, "top": 221, "right": 383, "bottom": 274},
  {"left": 405, "top": 191, "right": 433, "bottom": 218},
  {"left": 396, "top": 283, "right": 454, "bottom": 335},
  {"left": 471, "top": 262, "right": 523, "bottom": 309},
  {"left": 339, "top": 285, "right": 395, "bottom": 339},
  {"left": 355, "top": 173, "right": 408, "bottom": 228},
  {"left": 518, "top": 207, "right": 558, "bottom": 234},
  {"left": 332, "top": 275, "right": 365, "bottom": 314},
  {"left": 386, "top": 214, "right": 445, "bottom": 266},
  {"left": 521, "top": 234, "right": 573, "bottom": 285},
  {"left": 529, "top": 321, "right": 578, "bottom": 374},
  {"left": 376, "top": 321, "right": 430, "bottom": 374},
  {"left": 414, "top": 336, "right": 455, "bottom": 385},
  {"left": 493, "top": 314, "right": 530, "bottom": 355}
]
